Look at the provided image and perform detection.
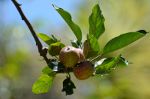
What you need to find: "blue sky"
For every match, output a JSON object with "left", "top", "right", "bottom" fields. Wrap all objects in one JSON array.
[
  {"left": 0, "top": 0, "right": 85, "bottom": 51},
  {"left": 2, "top": 0, "right": 83, "bottom": 27}
]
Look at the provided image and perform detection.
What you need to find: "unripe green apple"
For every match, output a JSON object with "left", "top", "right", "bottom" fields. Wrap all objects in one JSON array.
[
  {"left": 73, "top": 61, "right": 94, "bottom": 80},
  {"left": 59, "top": 46, "right": 80, "bottom": 68}
]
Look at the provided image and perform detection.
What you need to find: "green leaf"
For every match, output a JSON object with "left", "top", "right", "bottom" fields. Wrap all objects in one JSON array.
[
  {"left": 103, "top": 31, "right": 147, "bottom": 54},
  {"left": 37, "top": 33, "right": 55, "bottom": 45},
  {"left": 83, "top": 34, "right": 100, "bottom": 58},
  {"left": 95, "top": 55, "right": 121, "bottom": 74},
  {"left": 89, "top": 4, "right": 105, "bottom": 39},
  {"left": 32, "top": 74, "right": 54, "bottom": 94},
  {"left": 117, "top": 56, "right": 129, "bottom": 67},
  {"left": 42, "top": 67, "right": 56, "bottom": 76},
  {"left": 83, "top": 39, "right": 99, "bottom": 58},
  {"left": 71, "top": 40, "right": 79, "bottom": 48},
  {"left": 71, "top": 40, "right": 81, "bottom": 48},
  {"left": 53, "top": 5, "right": 82, "bottom": 42},
  {"left": 88, "top": 34, "right": 100, "bottom": 52},
  {"left": 48, "top": 42, "right": 65, "bottom": 56},
  {"left": 48, "top": 60, "right": 65, "bottom": 72},
  {"left": 51, "top": 35, "right": 59, "bottom": 42}
]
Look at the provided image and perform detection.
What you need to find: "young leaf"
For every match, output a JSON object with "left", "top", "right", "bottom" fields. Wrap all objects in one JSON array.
[
  {"left": 89, "top": 4, "right": 105, "bottom": 39},
  {"left": 32, "top": 74, "right": 55, "bottom": 94},
  {"left": 53, "top": 5, "right": 82, "bottom": 42},
  {"left": 37, "top": 33, "right": 55, "bottom": 45},
  {"left": 103, "top": 31, "right": 147, "bottom": 54},
  {"left": 42, "top": 67, "right": 56, "bottom": 76},
  {"left": 95, "top": 55, "right": 121, "bottom": 74}
]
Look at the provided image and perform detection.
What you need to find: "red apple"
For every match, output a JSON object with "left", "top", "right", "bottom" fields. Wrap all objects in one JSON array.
[{"left": 73, "top": 61, "right": 94, "bottom": 80}]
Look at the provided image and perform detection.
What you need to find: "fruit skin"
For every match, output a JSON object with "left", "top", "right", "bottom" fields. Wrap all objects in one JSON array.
[
  {"left": 73, "top": 61, "right": 94, "bottom": 80},
  {"left": 59, "top": 46, "right": 80, "bottom": 68},
  {"left": 74, "top": 48, "right": 85, "bottom": 62}
]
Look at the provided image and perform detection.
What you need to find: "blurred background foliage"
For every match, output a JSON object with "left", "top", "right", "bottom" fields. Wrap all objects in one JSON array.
[{"left": 0, "top": 0, "right": 150, "bottom": 99}]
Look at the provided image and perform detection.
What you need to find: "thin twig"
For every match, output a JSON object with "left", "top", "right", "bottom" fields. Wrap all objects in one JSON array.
[
  {"left": 90, "top": 54, "right": 103, "bottom": 63},
  {"left": 11, "top": 0, "right": 50, "bottom": 64}
]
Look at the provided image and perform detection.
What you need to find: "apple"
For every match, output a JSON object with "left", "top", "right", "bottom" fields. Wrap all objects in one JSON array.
[
  {"left": 59, "top": 46, "right": 80, "bottom": 68},
  {"left": 73, "top": 61, "right": 94, "bottom": 80},
  {"left": 74, "top": 48, "right": 85, "bottom": 62}
]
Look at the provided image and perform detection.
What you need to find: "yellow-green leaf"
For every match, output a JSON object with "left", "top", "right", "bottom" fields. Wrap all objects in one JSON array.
[{"left": 32, "top": 74, "right": 54, "bottom": 94}]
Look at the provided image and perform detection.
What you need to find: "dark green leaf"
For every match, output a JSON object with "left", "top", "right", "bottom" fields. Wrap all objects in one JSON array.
[
  {"left": 117, "top": 56, "right": 129, "bottom": 67},
  {"left": 32, "top": 74, "right": 54, "bottom": 94},
  {"left": 71, "top": 40, "right": 79, "bottom": 48},
  {"left": 51, "top": 34, "right": 59, "bottom": 42},
  {"left": 95, "top": 55, "right": 121, "bottom": 74},
  {"left": 71, "top": 40, "right": 81, "bottom": 48},
  {"left": 37, "top": 33, "right": 55, "bottom": 45},
  {"left": 53, "top": 5, "right": 82, "bottom": 42},
  {"left": 103, "top": 31, "right": 147, "bottom": 54},
  {"left": 89, "top": 4, "right": 105, "bottom": 39},
  {"left": 48, "top": 60, "right": 65, "bottom": 72},
  {"left": 62, "top": 77, "right": 76, "bottom": 95},
  {"left": 48, "top": 42, "right": 65, "bottom": 56},
  {"left": 137, "top": 30, "right": 148, "bottom": 34}
]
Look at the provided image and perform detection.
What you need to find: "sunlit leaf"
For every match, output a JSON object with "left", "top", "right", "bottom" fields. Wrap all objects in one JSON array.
[
  {"left": 42, "top": 67, "right": 56, "bottom": 76},
  {"left": 95, "top": 55, "right": 121, "bottom": 74},
  {"left": 88, "top": 34, "right": 100, "bottom": 52},
  {"left": 37, "top": 33, "right": 55, "bottom": 45},
  {"left": 32, "top": 74, "right": 55, "bottom": 94},
  {"left": 89, "top": 4, "right": 105, "bottom": 39},
  {"left": 103, "top": 31, "right": 147, "bottom": 54},
  {"left": 53, "top": 5, "right": 82, "bottom": 42}
]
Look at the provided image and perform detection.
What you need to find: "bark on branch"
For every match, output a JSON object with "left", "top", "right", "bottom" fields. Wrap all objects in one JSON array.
[{"left": 11, "top": 0, "right": 50, "bottom": 64}]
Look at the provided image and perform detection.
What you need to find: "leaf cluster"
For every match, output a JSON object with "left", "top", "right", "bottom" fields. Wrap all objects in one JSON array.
[{"left": 32, "top": 4, "right": 148, "bottom": 95}]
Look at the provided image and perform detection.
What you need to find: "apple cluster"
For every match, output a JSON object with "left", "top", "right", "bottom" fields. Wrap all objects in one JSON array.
[{"left": 59, "top": 46, "right": 94, "bottom": 80}]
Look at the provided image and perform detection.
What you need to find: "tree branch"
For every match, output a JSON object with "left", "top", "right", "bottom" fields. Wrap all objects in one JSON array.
[{"left": 11, "top": 0, "right": 50, "bottom": 64}]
